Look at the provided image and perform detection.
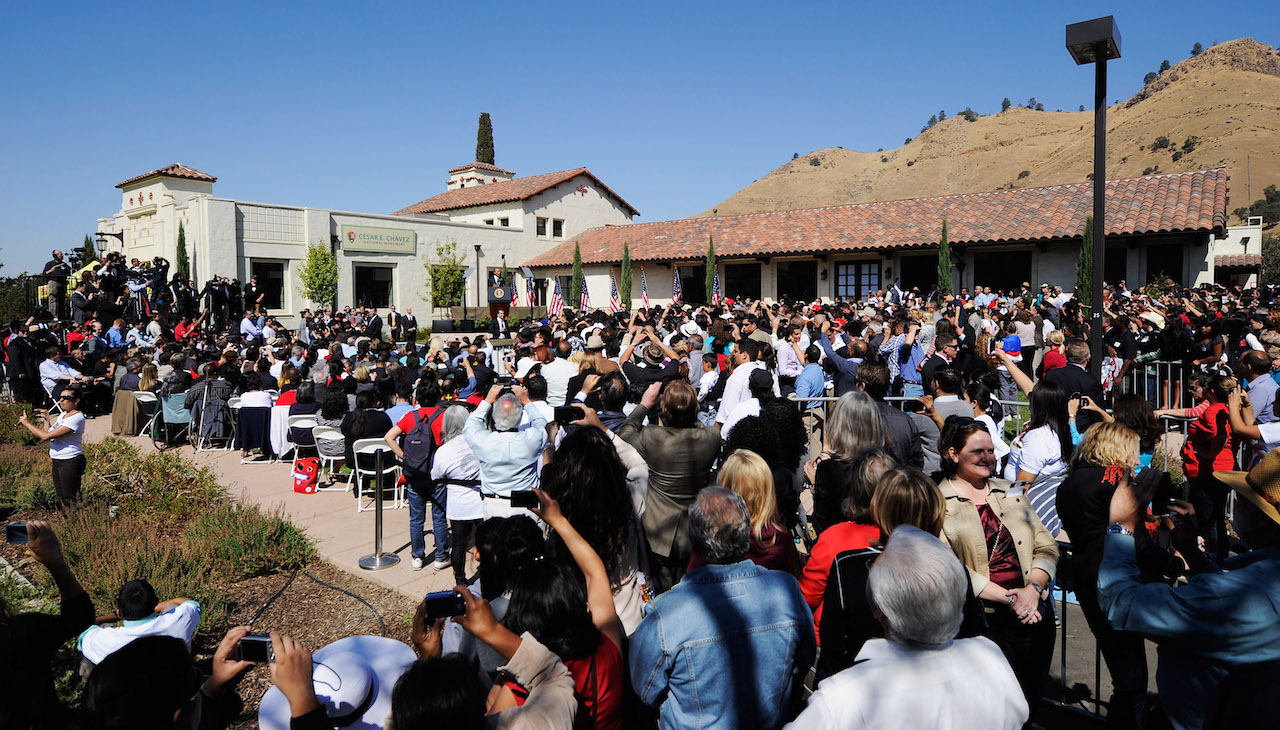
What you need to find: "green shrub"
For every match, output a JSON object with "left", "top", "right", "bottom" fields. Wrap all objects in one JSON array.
[
  {"left": 1142, "top": 167, "right": 1156, "bottom": 175},
  {"left": 1172, "top": 151, "right": 1183, "bottom": 162},
  {"left": 809, "top": 157, "right": 821, "bottom": 166},
  {"left": 880, "top": 156, "right": 888, "bottom": 163},
  {"left": 906, "top": 160, "right": 915, "bottom": 167},
  {"left": 1018, "top": 170, "right": 1030, "bottom": 179},
  {"left": 0, "top": 403, "right": 39, "bottom": 446},
  {"left": 1152, "top": 136, "right": 1170, "bottom": 150},
  {"left": 184, "top": 503, "right": 313, "bottom": 582}
]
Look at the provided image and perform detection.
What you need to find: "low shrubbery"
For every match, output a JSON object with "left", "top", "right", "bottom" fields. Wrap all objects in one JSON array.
[{"left": 0, "top": 436, "right": 313, "bottom": 646}]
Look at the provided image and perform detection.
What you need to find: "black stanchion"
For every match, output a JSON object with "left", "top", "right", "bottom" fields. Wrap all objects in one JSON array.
[{"left": 359, "top": 448, "right": 399, "bottom": 570}]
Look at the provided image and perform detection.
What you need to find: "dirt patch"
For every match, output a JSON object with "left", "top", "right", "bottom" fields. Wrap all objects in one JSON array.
[{"left": 209, "top": 560, "right": 418, "bottom": 727}]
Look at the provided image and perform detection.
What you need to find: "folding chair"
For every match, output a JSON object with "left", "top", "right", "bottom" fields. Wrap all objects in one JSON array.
[
  {"left": 351, "top": 438, "right": 402, "bottom": 513},
  {"left": 195, "top": 389, "right": 234, "bottom": 452},
  {"left": 236, "top": 406, "right": 273, "bottom": 463},
  {"left": 154, "top": 393, "right": 193, "bottom": 451},
  {"left": 134, "top": 391, "right": 159, "bottom": 434},
  {"left": 287, "top": 415, "right": 319, "bottom": 471},
  {"left": 312, "top": 425, "right": 350, "bottom": 492},
  {"left": 43, "top": 381, "right": 65, "bottom": 417}
]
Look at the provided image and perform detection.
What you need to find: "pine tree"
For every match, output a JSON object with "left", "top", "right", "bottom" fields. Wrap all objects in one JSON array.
[
  {"left": 705, "top": 236, "right": 717, "bottom": 303},
  {"left": 1001, "top": 97, "right": 1011, "bottom": 112},
  {"left": 500, "top": 260, "right": 509, "bottom": 285},
  {"left": 75, "top": 234, "right": 97, "bottom": 268},
  {"left": 1076, "top": 215, "right": 1094, "bottom": 311},
  {"left": 176, "top": 221, "right": 189, "bottom": 280},
  {"left": 299, "top": 240, "right": 339, "bottom": 309},
  {"left": 620, "top": 241, "right": 633, "bottom": 309},
  {"left": 571, "top": 242, "right": 584, "bottom": 307},
  {"left": 1159, "top": 59, "right": 1171, "bottom": 73},
  {"left": 1190, "top": 42, "right": 1203, "bottom": 57},
  {"left": 476, "top": 112, "right": 495, "bottom": 164},
  {"left": 936, "top": 220, "right": 953, "bottom": 293}
]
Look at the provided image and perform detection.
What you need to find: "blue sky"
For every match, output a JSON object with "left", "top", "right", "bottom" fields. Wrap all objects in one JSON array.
[{"left": 1, "top": 1, "right": 1274, "bottom": 274}]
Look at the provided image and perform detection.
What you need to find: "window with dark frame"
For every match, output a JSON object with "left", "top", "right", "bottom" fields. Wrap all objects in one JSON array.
[
  {"left": 836, "top": 261, "right": 881, "bottom": 301},
  {"left": 552, "top": 219, "right": 564, "bottom": 238},
  {"left": 484, "top": 219, "right": 494, "bottom": 225},
  {"left": 537, "top": 217, "right": 548, "bottom": 237},
  {"left": 499, "top": 218, "right": 510, "bottom": 227},
  {"left": 353, "top": 265, "right": 394, "bottom": 308}
]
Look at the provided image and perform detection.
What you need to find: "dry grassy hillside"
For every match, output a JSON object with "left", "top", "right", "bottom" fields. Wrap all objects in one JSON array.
[{"left": 702, "top": 38, "right": 1280, "bottom": 222}]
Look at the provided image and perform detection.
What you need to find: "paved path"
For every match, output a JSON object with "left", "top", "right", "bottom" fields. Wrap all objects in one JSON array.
[{"left": 85, "top": 418, "right": 457, "bottom": 602}]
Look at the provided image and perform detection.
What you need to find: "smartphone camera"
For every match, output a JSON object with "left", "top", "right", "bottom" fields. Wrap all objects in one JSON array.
[
  {"left": 5, "top": 524, "right": 28, "bottom": 544},
  {"left": 509, "top": 490, "right": 540, "bottom": 509},
  {"left": 424, "top": 590, "right": 467, "bottom": 621},
  {"left": 553, "top": 405, "right": 583, "bottom": 424},
  {"left": 231, "top": 634, "right": 275, "bottom": 663}
]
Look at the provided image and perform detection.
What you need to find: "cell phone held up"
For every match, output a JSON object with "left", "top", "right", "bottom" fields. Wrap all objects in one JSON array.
[
  {"left": 509, "top": 490, "right": 540, "bottom": 509},
  {"left": 5, "top": 524, "right": 28, "bottom": 544},
  {"left": 423, "top": 590, "right": 467, "bottom": 621},
  {"left": 231, "top": 634, "right": 275, "bottom": 663},
  {"left": 553, "top": 404, "right": 583, "bottom": 424}
]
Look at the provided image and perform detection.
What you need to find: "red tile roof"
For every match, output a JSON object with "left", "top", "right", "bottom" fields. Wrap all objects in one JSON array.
[
  {"left": 447, "top": 161, "right": 516, "bottom": 175},
  {"left": 524, "top": 168, "right": 1229, "bottom": 268},
  {"left": 1215, "top": 254, "right": 1261, "bottom": 269},
  {"left": 116, "top": 163, "right": 217, "bottom": 188},
  {"left": 393, "top": 167, "right": 640, "bottom": 217}
]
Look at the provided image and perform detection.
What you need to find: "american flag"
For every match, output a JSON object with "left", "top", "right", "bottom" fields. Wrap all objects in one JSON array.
[
  {"left": 641, "top": 269, "right": 650, "bottom": 310},
  {"left": 711, "top": 270, "right": 722, "bottom": 305},
  {"left": 510, "top": 277, "right": 517, "bottom": 306},
  {"left": 671, "top": 268, "right": 682, "bottom": 303},
  {"left": 579, "top": 278, "right": 591, "bottom": 310},
  {"left": 549, "top": 278, "right": 564, "bottom": 317},
  {"left": 526, "top": 276, "right": 534, "bottom": 308},
  {"left": 608, "top": 274, "right": 621, "bottom": 313}
]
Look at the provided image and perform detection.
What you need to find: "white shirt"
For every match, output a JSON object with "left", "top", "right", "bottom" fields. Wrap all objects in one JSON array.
[
  {"left": 239, "top": 391, "right": 274, "bottom": 408},
  {"left": 1004, "top": 425, "right": 1067, "bottom": 481},
  {"left": 786, "top": 637, "right": 1028, "bottom": 730},
  {"left": 50, "top": 412, "right": 85, "bottom": 459},
  {"left": 431, "top": 436, "right": 484, "bottom": 521},
  {"left": 977, "top": 413, "right": 1011, "bottom": 460},
  {"left": 715, "top": 361, "right": 778, "bottom": 424},
  {"left": 78, "top": 601, "right": 202, "bottom": 665},
  {"left": 540, "top": 358, "right": 579, "bottom": 406},
  {"left": 721, "top": 398, "right": 761, "bottom": 441},
  {"left": 697, "top": 369, "right": 720, "bottom": 400},
  {"left": 1258, "top": 421, "right": 1280, "bottom": 447}
]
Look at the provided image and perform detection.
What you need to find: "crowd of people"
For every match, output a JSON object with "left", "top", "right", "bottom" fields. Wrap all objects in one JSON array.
[{"left": 6, "top": 249, "right": 1280, "bottom": 729}]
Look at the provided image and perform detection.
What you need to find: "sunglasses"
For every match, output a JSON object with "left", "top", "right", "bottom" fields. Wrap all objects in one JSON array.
[{"left": 59, "top": 395, "right": 76, "bottom": 401}]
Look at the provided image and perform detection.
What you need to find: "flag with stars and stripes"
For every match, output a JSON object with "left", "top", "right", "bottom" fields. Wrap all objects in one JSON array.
[
  {"left": 579, "top": 278, "right": 590, "bottom": 310},
  {"left": 510, "top": 277, "right": 517, "bottom": 306},
  {"left": 641, "top": 269, "right": 650, "bottom": 310},
  {"left": 549, "top": 278, "right": 564, "bottom": 317},
  {"left": 671, "top": 268, "right": 681, "bottom": 303},
  {"left": 608, "top": 274, "right": 621, "bottom": 313},
  {"left": 711, "top": 270, "right": 722, "bottom": 305},
  {"left": 526, "top": 276, "right": 534, "bottom": 308}
]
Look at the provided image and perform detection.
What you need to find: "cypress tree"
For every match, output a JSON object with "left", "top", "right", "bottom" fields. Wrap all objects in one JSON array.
[
  {"left": 571, "top": 242, "right": 584, "bottom": 307},
  {"left": 620, "top": 241, "right": 633, "bottom": 308},
  {"left": 176, "top": 221, "right": 189, "bottom": 279},
  {"left": 1076, "top": 215, "right": 1094, "bottom": 311},
  {"left": 936, "top": 220, "right": 953, "bottom": 293},
  {"left": 476, "top": 113, "right": 495, "bottom": 164},
  {"left": 78, "top": 234, "right": 97, "bottom": 267},
  {"left": 705, "top": 236, "right": 717, "bottom": 303}
]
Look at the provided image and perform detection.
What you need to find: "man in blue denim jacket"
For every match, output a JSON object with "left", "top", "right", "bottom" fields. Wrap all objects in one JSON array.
[
  {"left": 629, "top": 487, "right": 816, "bottom": 729},
  {"left": 1099, "top": 457, "right": 1280, "bottom": 730}
]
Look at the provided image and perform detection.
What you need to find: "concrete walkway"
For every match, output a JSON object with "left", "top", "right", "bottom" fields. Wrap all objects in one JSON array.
[{"left": 85, "top": 418, "right": 457, "bottom": 602}]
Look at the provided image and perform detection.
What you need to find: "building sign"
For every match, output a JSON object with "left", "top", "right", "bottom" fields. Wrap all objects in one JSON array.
[{"left": 339, "top": 224, "right": 417, "bottom": 255}]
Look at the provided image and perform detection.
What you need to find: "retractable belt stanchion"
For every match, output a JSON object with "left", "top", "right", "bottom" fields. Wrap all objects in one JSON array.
[{"left": 359, "top": 448, "right": 400, "bottom": 570}]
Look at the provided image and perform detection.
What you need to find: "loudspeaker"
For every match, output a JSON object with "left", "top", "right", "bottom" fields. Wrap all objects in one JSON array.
[
  {"left": 432, "top": 319, "right": 452, "bottom": 333},
  {"left": 459, "top": 319, "right": 475, "bottom": 331}
]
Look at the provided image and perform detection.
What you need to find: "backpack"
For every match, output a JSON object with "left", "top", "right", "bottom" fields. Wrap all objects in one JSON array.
[
  {"left": 293, "top": 457, "right": 320, "bottom": 494},
  {"left": 401, "top": 407, "right": 445, "bottom": 479}
]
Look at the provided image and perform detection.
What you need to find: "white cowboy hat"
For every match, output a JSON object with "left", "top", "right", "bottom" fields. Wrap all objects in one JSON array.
[{"left": 258, "top": 636, "right": 414, "bottom": 730}]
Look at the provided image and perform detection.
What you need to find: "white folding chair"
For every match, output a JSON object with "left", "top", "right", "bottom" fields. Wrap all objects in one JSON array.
[
  {"left": 312, "top": 425, "right": 349, "bottom": 492},
  {"left": 43, "top": 381, "right": 65, "bottom": 417},
  {"left": 133, "top": 390, "right": 159, "bottom": 434},
  {"left": 287, "top": 414, "right": 319, "bottom": 470},
  {"left": 351, "top": 437, "right": 402, "bottom": 513}
]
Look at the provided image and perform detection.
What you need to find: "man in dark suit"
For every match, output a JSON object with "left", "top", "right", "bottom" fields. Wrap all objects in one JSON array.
[
  {"left": 489, "top": 309, "right": 511, "bottom": 338},
  {"left": 363, "top": 309, "right": 383, "bottom": 340},
  {"left": 855, "top": 361, "right": 924, "bottom": 469},
  {"left": 921, "top": 334, "right": 959, "bottom": 396},
  {"left": 388, "top": 306, "right": 403, "bottom": 342},
  {"left": 1042, "top": 339, "right": 1106, "bottom": 431},
  {"left": 403, "top": 307, "right": 418, "bottom": 345}
]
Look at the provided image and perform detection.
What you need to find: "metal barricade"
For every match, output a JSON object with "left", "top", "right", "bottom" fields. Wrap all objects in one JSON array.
[{"left": 1123, "top": 360, "right": 1191, "bottom": 410}]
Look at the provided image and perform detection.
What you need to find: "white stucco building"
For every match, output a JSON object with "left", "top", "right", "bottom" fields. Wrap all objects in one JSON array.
[{"left": 97, "top": 161, "right": 638, "bottom": 324}]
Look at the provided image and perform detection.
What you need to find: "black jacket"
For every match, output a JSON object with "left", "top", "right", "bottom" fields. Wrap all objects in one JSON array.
[
  {"left": 876, "top": 400, "right": 924, "bottom": 469},
  {"left": 920, "top": 354, "right": 950, "bottom": 396},
  {"left": 1042, "top": 363, "right": 1105, "bottom": 431}
]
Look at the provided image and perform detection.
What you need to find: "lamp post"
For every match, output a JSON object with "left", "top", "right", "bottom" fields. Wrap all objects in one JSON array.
[
  {"left": 474, "top": 244, "right": 482, "bottom": 322},
  {"left": 1066, "top": 15, "right": 1121, "bottom": 380},
  {"left": 94, "top": 230, "right": 125, "bottom": 255}
]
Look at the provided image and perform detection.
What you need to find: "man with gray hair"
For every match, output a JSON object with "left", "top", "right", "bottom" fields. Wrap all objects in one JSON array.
[
  {"left": 787, "top": 526, "right": 1027, "bottom": 729},
  {"left": 462, "top": 383, "right": 547, "bottom": 518},
  {"left": 630, "top": 487, "right": 815, "bottom": 730}
]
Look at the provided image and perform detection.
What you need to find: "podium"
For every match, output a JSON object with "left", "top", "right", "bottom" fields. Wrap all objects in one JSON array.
[{"left": 488, "top": 285, "right": 515, "bottom": 318}]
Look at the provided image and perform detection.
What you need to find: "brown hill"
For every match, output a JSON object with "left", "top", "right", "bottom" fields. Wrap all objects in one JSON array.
[{"left": 701, "top": 38, "right": 1280, "bottom": 223}]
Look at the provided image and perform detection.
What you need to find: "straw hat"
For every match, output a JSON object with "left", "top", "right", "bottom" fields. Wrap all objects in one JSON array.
[{"left": 1214, "top": 450, "right": 1280, "bottom": 526}]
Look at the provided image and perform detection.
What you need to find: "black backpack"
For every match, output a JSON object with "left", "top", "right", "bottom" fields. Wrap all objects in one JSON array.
[{"left": 401, "top": 407, "right": 444, "bottom": 479}]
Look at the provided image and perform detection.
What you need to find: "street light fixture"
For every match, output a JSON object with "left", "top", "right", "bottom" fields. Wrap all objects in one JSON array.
[
  {"left": 1066, "top": 15, "right": 1121, "bottom": 380},
  {"left": 94, "top": 230, "right": 125, "bottom": 254}
]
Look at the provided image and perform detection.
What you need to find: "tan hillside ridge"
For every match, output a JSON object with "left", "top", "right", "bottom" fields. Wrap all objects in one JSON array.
[{"left": 701, "top": 38, "right": 1280, "bottom": 224}]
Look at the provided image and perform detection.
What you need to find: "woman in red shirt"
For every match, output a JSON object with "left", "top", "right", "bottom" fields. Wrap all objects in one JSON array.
[
  {"left": 1041, "top": 330, "right": 1068, "bottom": 375},
  {"left": 1181, "top": 374, "right": 1237, "bottom": 562},
  {"left": 798, "top": 447, "right": 893, "bottom": 644}
]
